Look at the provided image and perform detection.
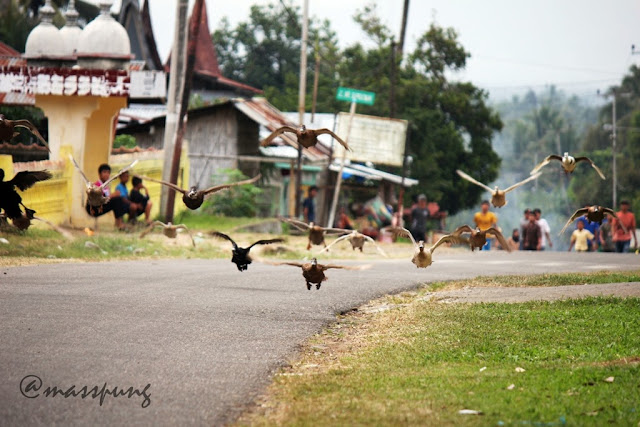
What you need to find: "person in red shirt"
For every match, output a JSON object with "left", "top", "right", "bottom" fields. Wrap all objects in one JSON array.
[{"left": 612, "top": 200, "right": 637, "bottom": 253}]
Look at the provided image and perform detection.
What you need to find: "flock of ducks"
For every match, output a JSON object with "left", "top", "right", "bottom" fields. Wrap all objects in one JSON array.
[{"left": 0, "top": 116, "right": 629, "bottom": 289}]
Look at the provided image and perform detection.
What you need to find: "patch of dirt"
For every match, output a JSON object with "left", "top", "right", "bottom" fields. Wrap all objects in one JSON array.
[{"left": 421, "top": 282, "right": 640, "bottom": 303}]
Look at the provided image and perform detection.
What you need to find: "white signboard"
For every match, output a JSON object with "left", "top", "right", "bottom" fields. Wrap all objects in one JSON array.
[
  {"left": 333, "top": 112, "right": 407, "bottom": 167},
  {"left": 129, "top": 70, "right": 166, "bottom": 98}
]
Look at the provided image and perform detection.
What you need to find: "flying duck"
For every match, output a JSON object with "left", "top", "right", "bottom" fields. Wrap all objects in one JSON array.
[
  {"left": 279, "top": 217, "right": 347, "bottom": 250},
  {"left": 0, "top": 114, "right": 50, "bottom": 152},
  {"left": 318, "top": 230, "right": 388, "bottom": 257},
  {"left": 261, "top": 125, "right": 351, "bottom": 151},
  {"left": 456, "top": 170, "right": 542, "bottom": 208},
  {"left": 389, "top": 226, "right": 464, "bottom": 268},
  {"left": 69, "top": 155, "right": 138, "bottom": 214},
  {"left": 140, "top": 221, "right": 195, "bottom": 246},
  {"left": 452, "top": 225, "right": 511, "bottom": 252},
  {"left": 0, "top": 168, "right": 52, "bottom": 219},
  {"left": 210, "top": 231, "right": 284, "bottom": 272},
  {"left": 134, "top": 174, "right": 261, "bottom": 210},
  {"left": 559, "top": 205, "right": 625, "bottom": 235},
  {"left": 274, "top": 257, "right": 370, "bottom": 290},
  {"left": 530, "top": 152, "right": 606, "bottom": 180}
]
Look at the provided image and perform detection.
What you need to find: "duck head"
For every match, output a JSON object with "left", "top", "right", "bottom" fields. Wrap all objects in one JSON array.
[
  {"left": 298, "top": 124, "right": 307, "bottom": 132},
  {"left": 418, "top": 241, "right": 425, "bottom": 252},
  {"left": 311, "top": 257, "right": 318, "bottom": 267},
  {"left": 187, "top": 187, "right": 198, "bottom": 199}
]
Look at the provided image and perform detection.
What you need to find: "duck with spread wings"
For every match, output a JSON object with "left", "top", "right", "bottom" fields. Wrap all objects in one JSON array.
[
  {"left": 456, "top": 170, "right": 542, "bottom": 208},
  {"left": 261, "top": 125, "right": 351, "bottom": 151},
  {"left": 530, "top": 152, "right": 606, "bottom": 180},
  {"left": 210, "top": 231, "right": 284, "bottom": 272},
  {"left": 452, "top": 225, "right": 511, "bottom": 252},
  {"left": 318, "top": 230, "right": 388, "bottom": 257},
  {"left": 0, "top": 168, "right": 52, "bottom": 220},
  {"left": 388, "top": 227, "right": 465, "bottom": 268},
  {"left": 558, "top": 205, "right": 625, "bottom": 235},
  {"left": 279, "top": 217, "right": 347, "bottom": 250},
  {"left": 270, "top": 257, "right": 370, "bottom": 290},
  {"left": 140, "top": 220, "right": 195, "bottom": 247},
  {"left": 0, "top": 114, "right": 50, "bottom": 152},
  {"left": 134, "top": 174, "right": 261, "bottom": 210}
]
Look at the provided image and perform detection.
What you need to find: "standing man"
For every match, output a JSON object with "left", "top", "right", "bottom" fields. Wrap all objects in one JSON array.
[
  {"left": 568, "top": 219, "right": 594, "bottom": 252},
  {"left": 302, "top": 185, "right": 318, "bottom": 223},
  {"left": 85, "top": 163, "right": 129, "bottom": 230},
  {"left": 474, "top": 200, "right": 498, "bottom": 250},
  {"left": 522, "top": 210, "right": 542, "bottom": 251},
  {"left": 534, "top": 208, "right": 553, "bottom": 251},
  {"left": 519, "top": 208, "right": 531, "bottom": 250},
  {"left": 612, "top": 200, "right": 637, "bottom": 253},
  {"left": 410, "top": 194, "right": 430, "bottom": 242}
]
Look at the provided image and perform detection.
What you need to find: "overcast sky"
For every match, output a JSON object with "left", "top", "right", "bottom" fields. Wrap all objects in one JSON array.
[{"left": 110, "top": 0, "right": 640, "bottom": 101}]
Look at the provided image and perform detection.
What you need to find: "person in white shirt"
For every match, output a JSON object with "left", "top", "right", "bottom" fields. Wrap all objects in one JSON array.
[{"left": 534, "top": 208, "right": 553, "bottom": 251}]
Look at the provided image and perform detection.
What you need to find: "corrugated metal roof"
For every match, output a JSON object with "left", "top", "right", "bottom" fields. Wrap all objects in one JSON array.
[{"left": 332, "top": 161, "right": 419, "bottom": 187}]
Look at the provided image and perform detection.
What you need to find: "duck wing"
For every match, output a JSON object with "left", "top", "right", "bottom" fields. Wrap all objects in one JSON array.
[
  {"left": 429, "top": 233, "right": 462, "bottom": 253},
  {"left": 313, "top": 128, "right": 351, "bottom": 151},
  {"left": 134, "top": 174, "right": 187, "bottom": 195},
  {"left": 12, "top": 119, "right": 50, "bottom": 152},
  {"left": 33, "top": 216, "right": 73, "bottom": 240},
  {"left": 261, "top": 126, "right": 297, "bottom": 146},
  {"left": 530, "top": 154, "right": 563, "bottom": 175},
  {"left": 386, "top": 226, "right": 417, "bottom": 247},
  {"left": 452, "top": 225, "right": 474, "bottom": 236},
  {"left": 559, "top": 208, "right": 588, "bottom": 235},
  {"left": 248, "top": 238, "right": 284, "bottom": 249},
  {"left": 101, "top": 160, "right": 139, "bottom": 188},
  {"left": 504, "top": 172, "right": 542, "bottom": 193},
  {"left": 140, "top": 221, "right": 164, "bottom": 238},
  {"left": 68, "top": 155, "right": 92, "bottom": 186},
  {"left": 202, "top": 174, "right": 261, "bottom": 196},
  {"left": 362, "top": 234, "right": 388, "bottom": 257},
  {"left": 9, "top": 170, "right": 52, "bottom": 191},
  {"left": 485, "top": 227, "right": 512, "bottom": 252},
  {"left": 279, "top": 217, "right": 311, "bottom": 231},
  {"left": 317, "top": 234, "right": 350, "bottom": 254},
  {"left": 175, "top": 224, "right": 195, "bottom": 247},
  {"left": 456, "top": 170, "right": 494, "bottom": 193},
  {"left": 321, "top": 263, "right": 371, "bottom": 271},
  {"left": 210, "top": 231, "right": 238, "bottom": 250},
  {"left": 574, "top": 157, "right": 606, "bottom": 180}
]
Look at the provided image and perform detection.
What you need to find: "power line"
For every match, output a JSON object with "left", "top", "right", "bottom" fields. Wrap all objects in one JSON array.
[{"left": 472, "top": 55, "right": 625, "bottom": 76}]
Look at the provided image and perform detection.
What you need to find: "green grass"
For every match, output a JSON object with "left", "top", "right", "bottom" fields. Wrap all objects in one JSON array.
[
  {"left": 429, "top": 270, "right": 640, "bottom": 292},
  {"left": 241, "top": 296, "right": 640, "bottom": 426}
]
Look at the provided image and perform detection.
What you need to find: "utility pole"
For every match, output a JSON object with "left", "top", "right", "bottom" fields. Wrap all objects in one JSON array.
[
  {"left": 390, "top": 39, "right": 397, "bottom": 119},
  {"left": 397, "top": 0, "right": 410, "bottom": 57},
  {"left": 311, "top": 39, "right": 320, "bottom": 123},
  {"left": 327, "top": 101, "right": 356, "bottom": 228},
  {"left": 160, "top": 0, "right": 189, "bottom": 218},
  {"left": 294, "top": 0, "right": 309, "bottom": 218},
  {"left": 165, "top": 0, "right": 204, "bottom": 222}
]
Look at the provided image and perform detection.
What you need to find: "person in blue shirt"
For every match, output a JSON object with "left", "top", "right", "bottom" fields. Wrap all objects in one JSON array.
[
  {"left": 114, "top": 171, "right": 151, "bottom": 225},
  {"left": 302, "top": 186, "right": 317, "bottom": 223}
]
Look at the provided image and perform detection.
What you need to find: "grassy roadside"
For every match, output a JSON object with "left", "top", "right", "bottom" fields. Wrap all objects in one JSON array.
[
  {"left": 429, "top": 270, "right": 640, "bottom": 292},
  {"left": 239, "top": 272, "right": 640, "bottom": 426}
]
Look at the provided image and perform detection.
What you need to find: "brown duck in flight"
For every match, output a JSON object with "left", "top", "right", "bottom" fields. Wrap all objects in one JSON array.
[
  {"left": 69, "top": 154, "right": 138, "bottom": 214},
  {"left": 261, "top": 125, "right": 351, "bottom": 151},
  {"left": 390, "top": 227, "right": 464, "bottom": 268},
  {"left": 456, "top": 170, "right": 541, "bottom": 208},
  {"left": 140, "top": 221, "right": 195, "bottom": 247},
  {"left": 135, "top": 174, "right": 261, "bottom": 210},
  {"left": 210, "top": 231, "right": 284, "bottom": 272},
  {"left": 274, "top": 257, "right": 370, "bottom": 290},
  {"left": 452, "top": 225, "right": 511, "bottom": 252},
  {"left": 0, "top": 168, "right": 52, "bottom": 220},
  {"left": 558, "top": 205, "right": 625, "bottom": 235},
  {"left": 0, "top": 114, "right": 50, "bottom": 152},
  {"left": 530, "top": 152, "right": 606, "bottom": 180},
  {"left": 318, "top": 230, "right": 388, "bottom": 257},
  {"left": 279, "top": 217, "right": 347, "bottom": 250}
]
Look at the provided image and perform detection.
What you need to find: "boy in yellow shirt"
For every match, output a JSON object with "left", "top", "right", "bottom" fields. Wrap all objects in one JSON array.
[
  {"left": 473, "top": 200, "right": 497, "bottom": 250},
  {"left": 569, "top": 219, "right": 594, "bottom": 252}
]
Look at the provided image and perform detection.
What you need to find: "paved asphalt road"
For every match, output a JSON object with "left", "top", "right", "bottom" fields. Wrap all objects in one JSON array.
[{"left": 1, "top": 252, "right": 638, "bottom": 425}]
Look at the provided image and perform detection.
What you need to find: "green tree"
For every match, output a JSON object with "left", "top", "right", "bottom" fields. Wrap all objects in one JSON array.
[{"left": 202, "top": 169, "right": 263, "bottom": 217}]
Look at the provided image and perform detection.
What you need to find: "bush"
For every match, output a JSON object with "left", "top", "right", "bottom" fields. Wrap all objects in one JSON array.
[
  {"left": 113, "top": 134, "right": 137, "bottom": 149},
  {"left": 201, "top": 169, "right": 263, "bottom": 217}
]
